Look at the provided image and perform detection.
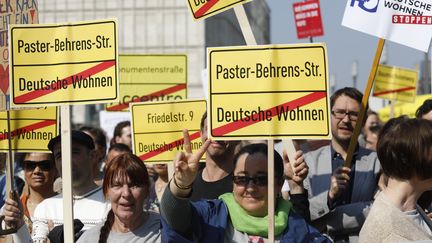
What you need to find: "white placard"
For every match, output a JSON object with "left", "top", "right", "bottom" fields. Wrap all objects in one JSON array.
[
  {"left": 99, "top": 110, "right": 131, "bottom": 146},
  {"left": 342, "top": 0, "right": 432, "bottom": 52}
]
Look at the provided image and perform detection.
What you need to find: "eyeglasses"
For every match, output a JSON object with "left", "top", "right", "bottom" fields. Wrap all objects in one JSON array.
[
  {"left": 23, "top": 160, "right": 54, "bottom": 171},
  {"left": 331, "top": 109, "right": 359, "bottom": 121},
  {"left": 233, "top": 175, "right": 268, "bottom": 187}
]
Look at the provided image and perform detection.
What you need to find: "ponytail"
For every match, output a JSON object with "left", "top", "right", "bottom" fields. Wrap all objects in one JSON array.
[{"left": 98, "top": 210, "right": 114, "bottom": 243}]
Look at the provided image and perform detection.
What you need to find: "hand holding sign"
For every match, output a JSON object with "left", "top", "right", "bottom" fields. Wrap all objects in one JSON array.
[
  {"left": 283, "top": 149, "right": 308, "bottom": 194},
  {"left": 329, "top": 166, "right": 351, "bottom": 202},
  {"left": 2, "top": 191, "right": 24, "bottom": 233},
  {"left": 171, "top": 129, "right": 211, "bottom": 197}
]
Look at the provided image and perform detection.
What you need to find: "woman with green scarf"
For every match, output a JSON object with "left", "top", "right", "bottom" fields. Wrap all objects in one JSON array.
[{"left": 160, "top": 130, "right": 330, "bottom": 242}]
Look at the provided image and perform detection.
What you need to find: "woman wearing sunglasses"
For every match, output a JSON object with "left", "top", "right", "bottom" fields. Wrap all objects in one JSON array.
[
  {"left": 18, "top": 153, "right": 58, "bottom": 233},
  {"left": 161, "top": 130, "right": 330, "bottom": 242}
]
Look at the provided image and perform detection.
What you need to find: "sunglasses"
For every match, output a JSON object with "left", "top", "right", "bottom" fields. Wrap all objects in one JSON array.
[
  {"left": 233, "top": 175, "right": 268, "bottom": 187},
  {"left": 23, "top": 160, "right": 54, "bottom": 171}
]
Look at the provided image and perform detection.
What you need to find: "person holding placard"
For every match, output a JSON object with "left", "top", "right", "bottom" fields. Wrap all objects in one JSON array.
[
  {"left": 189, "top": 111, "right": 240, "bottom": 201},
  {"left": 17, "top": 153, "right": 58, "bottom": 233},
  {"left": 359, "top": 117, "right": 432, "bottom": 242},
  {"left": 303, "top": 87, "right": 381, "bottom": 242},
  {"left": 3, "top": 131, "right": 111, "bottom": 242},
  {"left": 160, "top": 131, "right": 330, "bottom": 242},
  {"left": 77, "top": 153, "right": 161, "bottom": 243}
]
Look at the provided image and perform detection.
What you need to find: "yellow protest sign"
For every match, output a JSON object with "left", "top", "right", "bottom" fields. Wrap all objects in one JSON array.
[
  {"left": 0, "top": 0, "right": 38, "bottom": 111},
  {"left": 208, "top": 43, "right": 330, "bottom": 140},
  {"left": 106, "top": 55, "right": 187, "bottom": 111},
  {"left": 372, "top": 64, "right": 418, "bottom": 103},
  {"left": 9, "top": 19, "right": 118, "bottom": 107},
  {"left": 131, "top": 100, "right": 206, "bottom": 162},
  {"left": 378, "top": 94, "right": 432, "bottom": 122},
  {"left": 0, "top": 107, "right": 58, "bottom": 152},
  {"left": 187, "top": 0, "right": 252, "bottom": 20}
]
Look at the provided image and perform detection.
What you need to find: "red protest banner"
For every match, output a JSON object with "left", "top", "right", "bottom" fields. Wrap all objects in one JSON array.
[{"left": 293, "top": 0, "right": 324, "bottom": 39}]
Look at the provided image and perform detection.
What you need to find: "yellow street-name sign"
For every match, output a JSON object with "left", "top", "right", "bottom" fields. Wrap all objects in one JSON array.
[
  {"left": 372, "top": 64, "right": 418, "bottom": 103},
  {"left": 131, "top": 99, "right": 206, "bottom": 162},
  {"left": 0, "top": 107, "right": 58, "bottom": 152},
  {"left": 106, "top": 55, "right": 187, "bottom": 111},
  {"left": 186, "top": 0, "right": 251, "bottom": 20},
  {"left": 208, "top": 43, "right": 331, "bottom": 140},
  {"left": 10, "top": 19, "right": 118, "bottom": 107}
]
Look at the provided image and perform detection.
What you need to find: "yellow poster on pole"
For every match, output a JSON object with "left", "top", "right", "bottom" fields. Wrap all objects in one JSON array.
[
  {"left": 106, "top": 55, "right": 187, "bottom": 111},
  {"left": 0, "top": 107, "right": 58, "bottom": 152},
  {"left": 9, "top": 19, "right": 118, "bottom": 107},
  {"left": 208, "top": 43, "right": 330, "bottom": 140},
  {"left": 378, "top": 94, "right": 432, "bottom": 122},
  {"left": 372, "top": 64, "right": 418, "bottom": 103},
  {"left": 186, "top": 0, "right": 252, "bottom": 20},
  {"left": 131, "top": 100, "right": 206, "bottom": 163}
]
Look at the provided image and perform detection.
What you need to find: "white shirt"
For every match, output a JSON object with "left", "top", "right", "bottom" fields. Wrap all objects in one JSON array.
[{"left": 14, "top": 186, "right": 110, "bottom": 243}]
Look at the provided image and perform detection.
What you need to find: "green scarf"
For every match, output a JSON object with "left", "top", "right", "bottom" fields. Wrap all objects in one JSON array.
[{"left": 219, "top": 192, "right": 291, "bottom": 237}]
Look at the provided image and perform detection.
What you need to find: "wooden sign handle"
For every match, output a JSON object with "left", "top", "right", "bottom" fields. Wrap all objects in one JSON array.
[
  {"left": 60, "top": 105, "right": 74, "bottom": 242},
  {"left": 267, "top": 139, "right": 275, "bottom": 242},
  {"left": 344, "top": 38, "right": 385, "bottom": 168}
]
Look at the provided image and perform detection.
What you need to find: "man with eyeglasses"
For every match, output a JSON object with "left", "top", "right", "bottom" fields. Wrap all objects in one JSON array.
[
  {"left": 3, "top": 130, "right": 111, "bottom": 242},
  {"left": 303, "top": 87, "right": 381, "bottom": 242}
]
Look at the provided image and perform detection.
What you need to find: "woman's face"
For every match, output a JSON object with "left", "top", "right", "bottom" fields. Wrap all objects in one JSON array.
[
  {"left": 365, "top": 114, "right": 379, "bottom": 131},
  {"left": 233, "top": 152, "right": 281, "bottom": 217},
  {"left": 108, "top": 174, "right": 148, "bottom": 222},
  {"left": 23, "top": 153, "right": 57, "bottom": 190}
]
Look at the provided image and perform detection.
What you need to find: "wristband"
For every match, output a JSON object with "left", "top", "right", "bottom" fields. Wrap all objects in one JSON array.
[{"left": 172, "top": 174, "right": 193, "bottom": 190}]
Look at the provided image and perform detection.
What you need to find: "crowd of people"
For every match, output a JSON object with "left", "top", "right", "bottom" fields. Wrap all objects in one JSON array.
[{"left": 0, "top": 87, "right": 431, "bottom": 242}]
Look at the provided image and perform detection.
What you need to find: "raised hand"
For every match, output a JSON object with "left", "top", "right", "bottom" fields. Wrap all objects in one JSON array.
[
  {"left": 283, "top": 150, "right": 308, "bottom": 183},
  {"left": 171, "top": 129, "right": 211, "bottom": 196},
  {"left": 283, "top": 150, "right": 308, "bottom": 194}
]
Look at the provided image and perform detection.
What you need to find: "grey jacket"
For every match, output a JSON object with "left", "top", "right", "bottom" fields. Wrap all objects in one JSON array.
[{"left": 303, "top": 145, "right": 381, "bottom": 238}]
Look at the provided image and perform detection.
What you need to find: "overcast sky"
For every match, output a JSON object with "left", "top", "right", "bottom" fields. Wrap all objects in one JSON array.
[{"left": 267, "top": 1, "right": 429, "bottom": 111}]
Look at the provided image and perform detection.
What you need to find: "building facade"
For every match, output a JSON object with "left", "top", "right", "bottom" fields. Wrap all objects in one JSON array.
[{"left": 38, "top": 0, "right": 269, "bottom": 125}]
